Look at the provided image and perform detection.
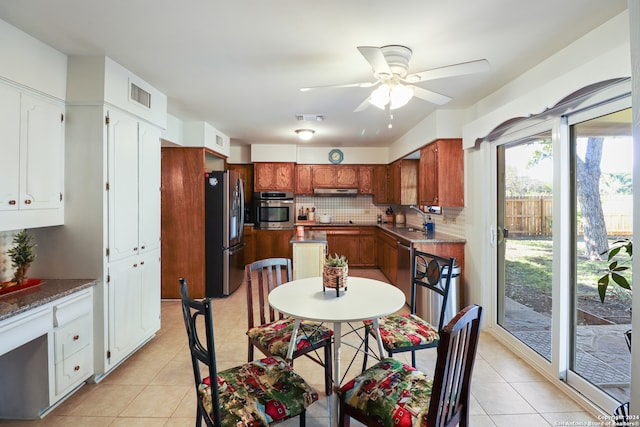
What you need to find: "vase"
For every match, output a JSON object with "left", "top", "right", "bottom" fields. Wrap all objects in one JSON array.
[{"left": 323, "top": 265, "right": 348, "bottom": 289}]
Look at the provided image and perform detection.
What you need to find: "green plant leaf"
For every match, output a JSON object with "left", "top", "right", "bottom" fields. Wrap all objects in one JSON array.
[
  {"left": 611, "top": 273, "right": 631, "bottom": 290},
  {"left": 597, "top": 275, "right": 609, "bottom": 303}
]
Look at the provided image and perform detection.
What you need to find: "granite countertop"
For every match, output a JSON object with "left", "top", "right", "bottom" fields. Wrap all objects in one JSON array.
[
  {"left": 0, "top": 278, "right": 97, "bottom": 322},
  {"left": 378, "top": 224, "right": 466, "bottom": 243},
  {"left": 293, "top": 221, "right": 465, "bottom": 244}
]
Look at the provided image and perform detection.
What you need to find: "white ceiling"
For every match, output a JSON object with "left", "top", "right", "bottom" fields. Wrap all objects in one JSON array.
[{"left": 0, "top": 1, "right": 628, "bottom": 148}]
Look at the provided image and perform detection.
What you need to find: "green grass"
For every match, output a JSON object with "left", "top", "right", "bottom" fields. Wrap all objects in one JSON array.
[{"left": 505, "top": 237, "right": 632, "bottom": 302}]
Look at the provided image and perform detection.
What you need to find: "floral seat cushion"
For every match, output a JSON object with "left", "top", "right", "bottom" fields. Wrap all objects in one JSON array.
[
  {"left": 248, "top": 318, "right": 333, "bottom": 357},
  {"left": 364, "top": 314, "right": 439, "bottom": 350},
  {"left": 338, "top": 358, "right": 433, "bottom": 427},
  {"left": 199, "top": 356, "right": 319, "bottom": 426}
]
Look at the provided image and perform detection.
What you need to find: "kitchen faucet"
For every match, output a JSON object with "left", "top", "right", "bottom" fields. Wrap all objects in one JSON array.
[{"left": 409, "top": 205, "right": 428, "bottom": 231}]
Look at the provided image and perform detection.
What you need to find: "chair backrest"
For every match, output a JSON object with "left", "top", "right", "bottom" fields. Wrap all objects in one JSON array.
[
  {"left": 179, "top": 278, "right": 222, "bottom": 426},
  {"left": 411, "top": 249, "right": 456, "bottom": 331},
  {"left": 245, "top": 258, "right": 293, "bottom": 329},
  {"left": 426, "top": 304, "right": 483, "bottom": 427}
]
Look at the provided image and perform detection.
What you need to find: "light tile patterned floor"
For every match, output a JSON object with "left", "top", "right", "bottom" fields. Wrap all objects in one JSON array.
[{"left": 0, "top": 269, "right": 599, "bottom": 426}]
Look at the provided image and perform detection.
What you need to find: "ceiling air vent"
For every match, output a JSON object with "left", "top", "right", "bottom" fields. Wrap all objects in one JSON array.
[
  {"left": 130, "top": 82, "right": 151, "bottom": 109},
  {"left": 296, "top": 114, "right": 324, "bottom": 122}
]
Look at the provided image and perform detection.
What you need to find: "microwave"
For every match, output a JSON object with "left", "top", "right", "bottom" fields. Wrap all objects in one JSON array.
[{"left": 254, "top": 192, "right": 295, "bottom": 229}]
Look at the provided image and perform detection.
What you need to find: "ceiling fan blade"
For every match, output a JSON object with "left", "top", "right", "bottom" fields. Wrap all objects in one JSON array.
[
  {"left": 409, "top": 85, "right": 452, "bottom": 105},
  {"left": 357, "top": 46, "right": 392, "bottom": 77},
  {"left": 353, "top": 96, "right": 372, "bottom": 112},
  {"left": 300, "top": 81, "right": 378, "bottom": 91},
  {"left": 405, "top": 59, "right": 490, "bottom": 83}
]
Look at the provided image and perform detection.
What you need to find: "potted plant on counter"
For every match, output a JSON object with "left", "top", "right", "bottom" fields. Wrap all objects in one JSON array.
[
  {"left": 7, "top": 229, "right": 37, "bottom": 286},
  {"left": 323, "top": 253, "right": 348, "bottom": 291}
]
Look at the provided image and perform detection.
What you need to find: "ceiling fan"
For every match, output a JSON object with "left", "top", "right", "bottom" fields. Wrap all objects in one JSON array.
[{"left": 301, "top": 45, "right": 490, "bottom": 112}]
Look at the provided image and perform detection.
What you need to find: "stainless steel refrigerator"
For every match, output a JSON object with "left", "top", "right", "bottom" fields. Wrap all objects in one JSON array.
[{"left": 205, "top": 170, "right": 245, "bottom": 297}]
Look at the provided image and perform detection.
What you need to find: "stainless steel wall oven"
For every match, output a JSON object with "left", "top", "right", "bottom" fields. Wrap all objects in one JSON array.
[{"left": 254, "top": 192, "right": 294, "bottom": 229}]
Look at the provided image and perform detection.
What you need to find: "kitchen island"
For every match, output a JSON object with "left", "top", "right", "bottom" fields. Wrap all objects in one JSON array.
[{"left": 290, "top": 230, "right": 327, "bottom": 279}]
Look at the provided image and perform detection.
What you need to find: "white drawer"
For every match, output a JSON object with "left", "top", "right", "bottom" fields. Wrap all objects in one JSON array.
[
  {"left": 55, "top": 345, "right": 93, "bottom": 396},
  {"left": 53, "top": 290, "right": 92, "bottom": 327},
  {"left": 54, "top": 314, "right": 92, "bottom": 363}
]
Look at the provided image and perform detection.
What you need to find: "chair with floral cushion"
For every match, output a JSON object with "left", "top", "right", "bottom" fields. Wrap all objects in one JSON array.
[
  {"left": 246, "top": 258, "right": 334, "bottom": 395},
  {"left": 179, "top": 278, "right": 318, "bottom": 427},
  {"left": 363, "top": 250, "right": 456, "bottom": 369},
  {"left": 339, "top": 304, "right": 483, "bottom": 427}
]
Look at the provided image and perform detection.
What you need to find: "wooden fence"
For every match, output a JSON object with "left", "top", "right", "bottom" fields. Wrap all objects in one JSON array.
[{"left": 505, "top": 195, "right": 632, "bottom": 237}]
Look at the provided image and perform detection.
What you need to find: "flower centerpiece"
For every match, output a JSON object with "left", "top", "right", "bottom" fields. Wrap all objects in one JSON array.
[
  {"left": 323, "top": 253, "right": 348, "bottom": 290},
  {"left": 6, "top": 229, "right": 37, "bottom": 286}
]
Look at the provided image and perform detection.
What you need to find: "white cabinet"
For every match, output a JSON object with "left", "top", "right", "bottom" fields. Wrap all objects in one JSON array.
[
  {"left": 31, "top": 57, "right": 166, "bottom": 380},
  {"left": 0, "top": 287, "right": 94, "bottom": 419},
  {"left": 52, "top": 290, "right": 93, "bottom": 402},
  {"left": 107, "top": 112, "right": 161, "bottom": 262},
  {"left": 292, "top": 241, "right": 327, "bottom": 280},
  {"left": 0, "top": 83, "right": 64, "bottom": 231},
  {"left": 107, "top": 249, "right": 160, "bottom": 366}
]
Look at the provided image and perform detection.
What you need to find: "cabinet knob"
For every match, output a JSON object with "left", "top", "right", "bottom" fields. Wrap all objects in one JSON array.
[
  {"left": 24, "top": 199, "right": 32, "bottom": 205},
  {"left": 133, "top": 263, "right": 138, "bottom": 267},
  {"left": 73, "top": 335, "right": 80, "bottom": 341},
  {"left": 141, "top": 245, "right": 145, "bottom": 250},
  {"left": 133, "top": 247, "right": 138, "bottom": 251},
  {"left": 8, "top": 200, "right": 16, "bottom": 205},
  {"left": 74, "top": 365, "right": 80, "bottom": 371},
  {"left": 140, "top": 261, "right": 145, "bottom": 265}
]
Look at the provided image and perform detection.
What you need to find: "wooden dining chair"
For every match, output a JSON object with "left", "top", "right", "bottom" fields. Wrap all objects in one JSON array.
[
  {"left": 179, "top": 278, "right": 318, "bottom": 427},
  {"left": 246, "top": 258, "right": 334, "bottom": 395},
  {"left": 363, "top": 249, "right": 456, "bottom": 368},
  {"left": 339, "top": 304, "right": 483, "bottom": 427}
]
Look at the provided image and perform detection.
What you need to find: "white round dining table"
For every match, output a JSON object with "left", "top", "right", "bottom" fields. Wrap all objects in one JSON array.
[{"left": 268, "top": 276, "right": 405, "bottom": 427}]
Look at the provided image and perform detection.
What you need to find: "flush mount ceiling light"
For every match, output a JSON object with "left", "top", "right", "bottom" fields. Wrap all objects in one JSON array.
[{"left": 295, "top": 129, "right": 315, "bottom": 141}]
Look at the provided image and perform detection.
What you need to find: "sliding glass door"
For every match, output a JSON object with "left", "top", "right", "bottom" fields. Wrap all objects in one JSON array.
[
  {"left": 494, "top": 102, "right": 632, "bottom": 411},
  {"left": 497, "top": 131, "right": 554, "bottom": 362},
  {"left": 568, "top": 108, "right": 632, "bottom": 404}
]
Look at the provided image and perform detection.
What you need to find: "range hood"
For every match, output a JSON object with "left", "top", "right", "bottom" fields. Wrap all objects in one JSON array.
[{"left": 313, "top": 188, "right": 358, "bottom": 196}]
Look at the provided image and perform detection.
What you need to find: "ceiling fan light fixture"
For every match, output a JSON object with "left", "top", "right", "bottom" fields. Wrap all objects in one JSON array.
[
  {"left": 369, "top": 83, "right": 391, "bottom": 109},
  {"left": 369, "top": 82, "right": 413, "bottom": 110},
  {"left": 389, "top": 84, "right": 413, "bottom": 109},
  {"left": 295, "top": 129, "right": 315, "bottom": 140}
]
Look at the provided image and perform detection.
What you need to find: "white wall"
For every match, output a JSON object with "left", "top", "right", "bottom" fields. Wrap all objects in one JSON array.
[
  {"left": 0, "top": 18, "right": 67, "bottom": 100},
  {"left": 388, "top": 109, "right": 473, "bottom": 161},
  {"left": 462, "top": 10, "right": 630, "bottom": 308}
]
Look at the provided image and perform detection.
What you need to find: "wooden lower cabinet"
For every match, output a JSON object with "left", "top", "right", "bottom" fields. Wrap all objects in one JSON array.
[
  {"left": 254, "top": 229, "right": 295, "bottom": 260},
  {"left": 377, "top": 230, "right": 398, "bottom": 284},
  {"left": 243, "top": 225, "right": 256, "bottom": 265},
  {"left": 310, "top": 226, "right": 377, "bottom": 267}
]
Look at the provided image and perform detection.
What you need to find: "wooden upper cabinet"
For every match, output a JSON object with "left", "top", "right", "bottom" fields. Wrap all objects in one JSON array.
[
  {"left": 295, "top": 164, "right": 313, "bottom": 195},
  {"left": 389, "top": 159, "right": 418, "bottom": 205},
  {"left": 312, "top": 165, "right": 358, "bottom": 188},
  {"left": 419, "top": 139, "right": 464, "bottom": 207},
  {"left": 254, "top": 162, "right": 295, "bottom": 192},
  {"left": 372, "top": 165, "right": 388, "bottom": 204},
  {"left": 227, "top": 163, "right": 254, "bottom": 204},
  {"left": 358, "top": 166, "right": 373, "bottom": 194}
]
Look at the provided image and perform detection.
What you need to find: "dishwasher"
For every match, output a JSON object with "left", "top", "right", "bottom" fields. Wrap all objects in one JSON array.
[{"left": 396, "top": 240, "right": 412, "bottom": 309}]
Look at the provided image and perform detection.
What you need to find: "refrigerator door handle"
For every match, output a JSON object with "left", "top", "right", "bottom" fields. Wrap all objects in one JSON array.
[
  {"left": 229, "top": 241, "right": 246, "bottom": 255},
  {"left": 238, "top": 177, "right": 245, "bottom": 240}
]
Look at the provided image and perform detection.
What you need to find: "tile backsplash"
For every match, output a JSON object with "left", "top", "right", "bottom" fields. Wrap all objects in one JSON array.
[
  {"left": 294, "top": 195, "right": 466, "bottom": 237},
  {"left": 0, "top": 230, "right": 18, "bottom": 282}
]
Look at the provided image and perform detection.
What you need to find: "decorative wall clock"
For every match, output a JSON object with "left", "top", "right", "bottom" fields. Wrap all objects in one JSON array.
[{"left": 329, "top": 149, "right": 344, "bottom": 164}]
